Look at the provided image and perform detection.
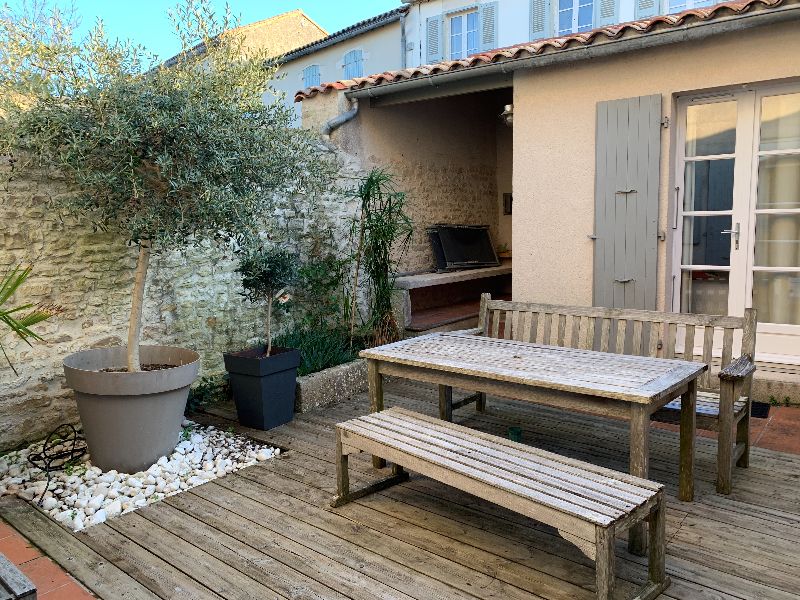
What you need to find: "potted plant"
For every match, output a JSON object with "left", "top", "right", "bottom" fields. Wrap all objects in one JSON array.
[
  {"left": 224, "top": 245, "right": 300, "bottom": 430},
  {"left": 0, "top": 3, "right": 333, "bottom": 472}
]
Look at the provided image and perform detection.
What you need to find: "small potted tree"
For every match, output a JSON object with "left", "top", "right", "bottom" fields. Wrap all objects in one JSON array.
[
  {"left": 224, "top": 245, "right": 300, "bottom": 429},
  {"left": 0, "top": 3, "right": 333, "bottom": 472}
]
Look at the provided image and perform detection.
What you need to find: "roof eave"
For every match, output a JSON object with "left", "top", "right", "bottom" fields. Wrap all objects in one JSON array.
[{"left": 343, "top": 3, "right": 800, "bottom": 101}]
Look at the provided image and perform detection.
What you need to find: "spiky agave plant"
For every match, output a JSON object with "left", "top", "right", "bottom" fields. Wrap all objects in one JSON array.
[{"left": 1, "top": 265, "right": 62, "bottom": 375}]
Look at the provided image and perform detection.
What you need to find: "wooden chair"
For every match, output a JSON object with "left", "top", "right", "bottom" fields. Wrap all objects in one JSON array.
[{"left": 473, "top": 294, "right": 757, "bottom": 495}]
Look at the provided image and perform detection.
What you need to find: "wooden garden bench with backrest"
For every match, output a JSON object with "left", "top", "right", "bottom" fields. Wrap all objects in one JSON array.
[
  {"left": 472, "top": 294, "right": 757, "bottom": 494},
  {"left": 332, "top": 407, "right": 670, "bottom": 600}
]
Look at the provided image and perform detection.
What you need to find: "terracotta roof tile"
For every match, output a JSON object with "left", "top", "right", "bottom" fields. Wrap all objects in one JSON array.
[{"left": 295, "top": 0, "right": 788, "bottom": 102}]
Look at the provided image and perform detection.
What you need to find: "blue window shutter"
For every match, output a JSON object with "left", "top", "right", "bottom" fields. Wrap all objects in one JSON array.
[
  {"left": 478, "top": 2, "right": 499, "bottom": 52},
  {"left": 530, "top": 0, "right": 552, "bottom": 40},
  {"left": 595, "top": 0, "right": 618, "bottom": 26},
  {"left": 343, "top": 50, "right": 363, "bottom": 79},
  {"left": 426, "top": 14, "right": 444, "bottom": 63},
  {"left": 303, "top": 64, "right": 320, "bottom": 88},
  {"left": 635, "top": 0, "right": 660, "bottom": 18}
]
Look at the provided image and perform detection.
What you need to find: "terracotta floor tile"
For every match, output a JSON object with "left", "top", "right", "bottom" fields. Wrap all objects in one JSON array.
[
  {"left": 40, "top": 581, "right": 95, "bottom": 599},
  {"left": 19, "top": 556, "right": 74, "bottom": 594},
  {"left": 0, "top": 519, "right": 16, "bottom": 539},
  {"left": 755, "top": 407, "right": 800, "bottom": 454},
  {"left": 0, "top": 529, "right": 42, "bottom": 564}
]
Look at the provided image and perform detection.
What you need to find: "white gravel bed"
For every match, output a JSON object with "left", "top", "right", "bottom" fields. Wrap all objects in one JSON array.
[{"left": 0, "top": 420, "right": 278, "bottom": 532}]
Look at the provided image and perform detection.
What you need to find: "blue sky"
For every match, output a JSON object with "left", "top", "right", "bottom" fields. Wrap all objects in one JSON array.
[{"left": 70, "top": 1, "right": 401, "bottom": 60}]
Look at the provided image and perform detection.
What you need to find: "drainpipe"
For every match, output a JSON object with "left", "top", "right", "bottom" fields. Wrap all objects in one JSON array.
[
  {"left": 321, "top": 97, "right": 359, "bottom": 140},
  {"left": 400, "top": 13, "right": 408, "bottom": 69}
]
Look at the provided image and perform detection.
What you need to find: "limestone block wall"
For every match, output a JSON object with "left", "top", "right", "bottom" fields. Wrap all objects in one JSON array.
[{"left": 0, "top": 152, "right": 363, "bottom": 451}]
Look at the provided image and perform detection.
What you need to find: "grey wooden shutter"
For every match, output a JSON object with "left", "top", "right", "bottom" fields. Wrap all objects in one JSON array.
[
  {"left": 479, "top": 2, "right": 499, "bottom": 51},
  {"left": 635, "top": 0, "right": 660, "bottom": 18},
  {"left": 596, "top": 0, "right": 618, "bottom": 26},
  {"left": 530, "top": 0, "right": 552, "bottom": 39},
  {"left": 593, "top": 95, "right": 662, "bottom": 310},
  {"left": 426, "top": 15, "right": 444, "bottom": 63}
]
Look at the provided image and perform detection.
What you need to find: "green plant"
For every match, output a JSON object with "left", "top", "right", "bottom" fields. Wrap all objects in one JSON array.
[
  {"left": 236, "top": 244, "right": 297, "bottom": 356},
  {"left": 1, "top": 264, "right": 62, "bottom": 375},
  {"left": 186, "top": 373, "right": 229, "bottom": 413},
  {"left": 273, "top": 326, "right": 360, "bottom": 376},
  {"left": 785, "top": 396, "right": 792, "bottom": 407},
  {"left": 349, "top": 169, "right": 412, "bottom": 347},
  {"left": 295, "top": 254, "right": 349, "bottom": 329},
  {"left": 770, "top": 395, "right": 779, "bottom": 406},
  {"left": 0, "top": 1, "right": 335, "bottom": 372}
]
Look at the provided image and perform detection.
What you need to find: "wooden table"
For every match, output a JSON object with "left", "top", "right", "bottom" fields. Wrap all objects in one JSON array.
[{"left": 360, "top": 332, "right": 707, "bottom": 555}]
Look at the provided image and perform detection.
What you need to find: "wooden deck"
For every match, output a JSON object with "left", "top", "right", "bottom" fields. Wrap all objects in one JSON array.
[{"left": 3, "top": 378, "right": 800, "bottom": 600}]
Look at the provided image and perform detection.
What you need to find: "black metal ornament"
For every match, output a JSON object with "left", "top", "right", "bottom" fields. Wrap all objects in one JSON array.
[{"left": 27, "top": 424, "right": 88, "bottom": 506}]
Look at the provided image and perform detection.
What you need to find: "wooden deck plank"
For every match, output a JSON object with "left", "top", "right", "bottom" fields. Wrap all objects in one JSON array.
[
  {"left": 0, "top": 497, "right": 159, "bottom": 600},
  {"left": 17, "top": 380, "right": 800, "bottom": 600}
]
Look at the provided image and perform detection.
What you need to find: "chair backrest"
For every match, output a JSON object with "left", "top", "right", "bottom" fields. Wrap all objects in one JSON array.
[{"left": 477, "top": 294, "right": 757, "bottom": 391}]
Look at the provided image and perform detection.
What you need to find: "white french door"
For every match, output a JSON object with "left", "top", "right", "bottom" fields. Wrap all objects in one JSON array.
[{"left": 674, "top": 83, "right": 800, "bottom": 363}]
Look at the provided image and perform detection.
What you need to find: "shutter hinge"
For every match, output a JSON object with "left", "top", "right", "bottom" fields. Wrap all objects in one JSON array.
[
  {"left": 661, "top": 116, "right": 670, "bottom": 129},
  {"left": 587, "top": 234, "right": 598, "bottom": 240},
  {"left": 658, "top": 230, "right": 666, "bottom": 241}
]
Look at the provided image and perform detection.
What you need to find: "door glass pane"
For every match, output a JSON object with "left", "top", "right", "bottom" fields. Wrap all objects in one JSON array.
[
  {"left": 752, "top": 271, "right": 800, "bottom": 325},
  {"left": 757, "top": 154, "right": 800, "bottom": 210},
  {"left": 683, "top": 159, "right": 735, "bottom": 211},
  {"left": 760, "top": 93, "right": 800, "bottom": 152},
  {"left": 754, "top": 214, "right": 800, "bottom": 267},
  {"left": 686, "top": 102, "right": 737, "bottom": 157},
  {"left": 682, "top": 215, "right": 732, "bottom": 266},
  {"left": 466, "top": 12, "right": 479, "bottom": 55},
  {"left": 681, "top": 271, "right": 729, "bottom": 315},
  {"left": 450, "top": 15, "right": 463, "bottom": 59},
  {"left": 577, "top": 0, "right": 593, "bottom": 31}
]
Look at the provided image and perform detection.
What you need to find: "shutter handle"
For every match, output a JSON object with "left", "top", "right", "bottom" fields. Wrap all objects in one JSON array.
[
  {"left": 614, "top": 277, "right": 634, "bottom": 283},
  {"left": 616, "top": 189, "right": 637, "bottom": 195}
]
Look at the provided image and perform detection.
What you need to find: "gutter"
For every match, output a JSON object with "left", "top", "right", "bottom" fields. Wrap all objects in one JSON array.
[
  {"left": 344, "top": 6, "right": 800, "bottom": 101},
  {"left": 321, "top": 98, "right": 360, "bottom": 139}
]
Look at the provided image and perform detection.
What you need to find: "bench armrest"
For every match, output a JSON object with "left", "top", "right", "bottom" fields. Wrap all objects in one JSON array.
[{"left": 719, "top": 355, "right": 756, "bottom": 381}]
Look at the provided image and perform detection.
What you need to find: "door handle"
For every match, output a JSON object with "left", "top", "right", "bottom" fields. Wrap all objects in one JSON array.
[{"left": 721, "top": 222, "right": 740, "bottom": 250}]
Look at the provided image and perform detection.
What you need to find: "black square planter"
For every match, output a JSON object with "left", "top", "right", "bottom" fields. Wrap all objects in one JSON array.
[{"left": 223, "top": 346, "right": 301, "bottom": 430}]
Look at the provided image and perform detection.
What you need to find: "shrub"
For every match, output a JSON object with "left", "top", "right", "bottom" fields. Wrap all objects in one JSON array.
[{"left": 273, "top": 327, "right": 360, "bottom": 377}]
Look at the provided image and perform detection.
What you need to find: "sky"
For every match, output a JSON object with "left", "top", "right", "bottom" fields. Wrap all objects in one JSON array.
[{"left": 68, "top": 1, "right": 401, "bottom": 60}]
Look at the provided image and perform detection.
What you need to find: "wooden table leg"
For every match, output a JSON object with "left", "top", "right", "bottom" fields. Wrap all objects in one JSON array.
[
  {"left": 679, "top": 379, "right": 697, "bottom": 502},
  {"left": 438, "top": 385, "right": 453, "bottom": 422},
  {"left": 628, "top": 403, "right": 650, "bottom": 556},
  {"left": 368, "top": 360, "right": 386, "bottom": 469}
]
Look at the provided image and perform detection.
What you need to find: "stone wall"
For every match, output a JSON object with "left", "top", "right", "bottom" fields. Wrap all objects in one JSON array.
[{"left": 0, "top": 152, "right": 364, "bottom": 451}]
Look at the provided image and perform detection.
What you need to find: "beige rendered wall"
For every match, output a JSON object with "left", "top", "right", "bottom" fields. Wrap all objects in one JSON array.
[
  {"left": 512, "top": 22, "right": 800, "bottom": 307},
  {"left": 334, "top": 93, "right": 502, "bottom": 272}
]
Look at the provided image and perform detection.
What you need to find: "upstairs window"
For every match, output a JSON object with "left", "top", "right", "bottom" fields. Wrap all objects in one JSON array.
[
  {"left": 667, "top": 0, "right": 714, "bottom": 13},
  {"left": 449, "top": 10, "right": 479, "bottom": 59},
  {"left": 302, "top": 64, "right": 320, "bottom": 88},
  {"left": 557, "top": 0, "right": 594, "bottom": 35},
  {"left": 343, "top": 49, "right": 364, "bottom": 79}
]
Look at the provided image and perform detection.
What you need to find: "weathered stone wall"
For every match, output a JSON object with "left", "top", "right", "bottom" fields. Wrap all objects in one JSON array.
[
  {"left": 334, "top": 92, "right": 503, "bottom": 273},
  {"left": 0, "top": 151, "right": 363, "bottom": 451}
]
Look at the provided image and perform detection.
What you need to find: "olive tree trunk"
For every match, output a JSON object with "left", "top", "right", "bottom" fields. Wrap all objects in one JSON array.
[
  {"left": 127, "top": 242, "right": 151, "bottom": 372},
  {"left": 265, "top": 295, "right": 273, "bottom": 357}
]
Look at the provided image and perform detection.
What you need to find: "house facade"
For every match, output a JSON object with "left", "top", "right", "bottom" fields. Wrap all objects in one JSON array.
[{"left": 296, "top": 0, "right": 800, "bottom": 395}]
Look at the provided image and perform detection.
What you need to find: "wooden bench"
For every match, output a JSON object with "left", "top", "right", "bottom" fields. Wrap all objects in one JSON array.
[
  {"left": 0, "top": 553, "right": 36, "bottom": 600},
  {"left": 472, "top": 294, "right": 757, "bottom": 494},
  {"left": 332, "top": 407, "right": 670, "bottom": 600}
]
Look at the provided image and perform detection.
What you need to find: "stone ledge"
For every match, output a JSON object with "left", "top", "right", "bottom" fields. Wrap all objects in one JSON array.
[{"left": 295, "top": 359, "right": 367, "bottom": 413}]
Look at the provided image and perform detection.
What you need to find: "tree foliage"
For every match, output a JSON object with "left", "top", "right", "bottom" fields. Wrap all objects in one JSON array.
[{"left": 0, "top": 0, "right": 335, "bottom": 251}]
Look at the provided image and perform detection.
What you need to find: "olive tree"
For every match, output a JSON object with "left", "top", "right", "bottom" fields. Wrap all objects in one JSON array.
[{"left": 0, "top": 1, "right": 335, "bottom": 371}]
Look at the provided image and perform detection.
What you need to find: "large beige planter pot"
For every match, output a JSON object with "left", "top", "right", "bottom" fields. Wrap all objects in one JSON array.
[{"left": 63, "top": 346, "right": 200, "bottom": 474}]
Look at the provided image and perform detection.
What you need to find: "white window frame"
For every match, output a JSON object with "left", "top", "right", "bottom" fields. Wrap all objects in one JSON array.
[
  {"left": 447, "top": 8, "right": 479, "bottom": 60},
  {"left": 302, "top": 64, "right": 321, "bottom": 88},
  {"left": 342, "top": 49, "right": 364, "bottom": 79},
  {"left": 671, "top": 81, "right": 800, "bottom": 363},
  {"left": 665, "top": 0, "right": 714, "bottom": 14},
  {"left": 556, "top": 0, "right": 595, "bottom": 36}
]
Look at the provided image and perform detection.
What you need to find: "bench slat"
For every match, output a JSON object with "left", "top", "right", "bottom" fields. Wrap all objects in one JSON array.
[
  {"left": 340, "top": 409, "right": 660, "bottom": 528},
  {"left": 367, "top": 412, "right": 651, "bottom": 507}
]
